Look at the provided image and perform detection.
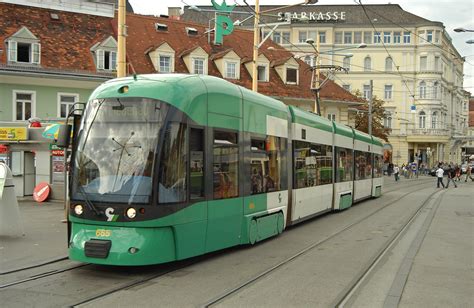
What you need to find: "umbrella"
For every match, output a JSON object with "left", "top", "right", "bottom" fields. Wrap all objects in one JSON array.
[{"left": 42, "top": 124, "right": 61, "bottom": 140}]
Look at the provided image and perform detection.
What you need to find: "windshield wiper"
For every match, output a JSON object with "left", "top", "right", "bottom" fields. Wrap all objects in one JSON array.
[{"left": 77, "top": 184, "right": 102, "bottom": 216}]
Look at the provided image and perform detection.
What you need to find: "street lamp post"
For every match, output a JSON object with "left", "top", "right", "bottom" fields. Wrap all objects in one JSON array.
[
  {"left": 454, "top": 28, "right": 474, "bottom": 33},
  {"left": 117, "top": 0, "right": 126, "bottom": 78}
]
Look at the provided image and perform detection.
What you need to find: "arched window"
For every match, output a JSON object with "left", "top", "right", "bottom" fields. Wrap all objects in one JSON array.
[
  {"left": 343, "top": 56, "right": 351, "bottom": 71},
  {"left": 364, "top": 56, "right": 371, "bottom": 71},
  {"left": 419, "top": 81, "right": 426, "bottom": 99},
  {"left": 419, "top": 111, "right": 426, "bottom": 129},
  {"left": 384, "top": 112, "right": 392, "bottom": 128},
  {"left": 433, "top": 81, "right": 439, "bottom": 99},
  {"left": 304, "top": 55, "right": 312, "bottom": 66},
  {"left": 385, "top": 57, "right": 393, "bottom": 71},
  {"left": 431, "top": 111, "right": 438, "bottom": 129}
]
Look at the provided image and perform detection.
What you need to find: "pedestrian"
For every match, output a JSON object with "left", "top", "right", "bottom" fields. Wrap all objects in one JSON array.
[
  {"left": 465, "top": 164, "right": 474, "bottom": 182},
  {"left": 445, "top": 165, "right": 457, "bottom": 188},
  {"left": 393, "top": 165, "right": 400, "bottom": 181},
  {"left": 454, "top": 164, "right": 461, "bottom": 181},
  {"left": 436, "top": 165, "right": 445, "bottom": 188},
  {"left": 411, "top": 162, "right": 417, "bottom": 179}
]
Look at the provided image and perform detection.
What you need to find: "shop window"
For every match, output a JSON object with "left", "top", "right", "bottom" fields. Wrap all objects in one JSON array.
[
  {"left": 158, "top": 122, "right": 187, "bottom": 203},
  {"left": 294, "top": 141, "right": 333, "bottom": 188},
  {"left": 213, "top": 131, "right": 238, "bottom": 199}
]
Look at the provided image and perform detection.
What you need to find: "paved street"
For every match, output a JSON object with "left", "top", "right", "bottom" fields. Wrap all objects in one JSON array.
[{"left": 1, "top": 176, "right": 472, "bottom": 307}]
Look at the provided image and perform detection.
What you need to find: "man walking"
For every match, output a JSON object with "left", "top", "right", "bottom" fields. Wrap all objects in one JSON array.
[
  {"left": 445, "top": 165, "right": 457, "bottom": 188},
  {"left": 465, "top": 164, "right": 474, "bottom": 182},
  {"left": 436, "top": 165, "right": 445, "bottom": 188},
  {"left": 393, "top": 165, "right": 400, "bottom": 182}
]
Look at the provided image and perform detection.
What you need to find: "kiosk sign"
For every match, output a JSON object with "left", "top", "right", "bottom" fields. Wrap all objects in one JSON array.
[
  {"left": 0, "top": 127, "right": 28, "bottom": 141},
  {"left": 212, "top": 0, "right": 235, "bottom": 45}
]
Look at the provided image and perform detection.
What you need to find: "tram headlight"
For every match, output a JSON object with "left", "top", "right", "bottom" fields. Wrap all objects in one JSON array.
[
  {"left": 74, "top": 204, "right": 84, "bottom": 215},
  {"left": 126, "top": 207, "right": 137, "bottom": 219}
]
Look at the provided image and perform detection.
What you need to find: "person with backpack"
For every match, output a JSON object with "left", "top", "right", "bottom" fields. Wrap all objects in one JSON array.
[{"left": 445, "top": 165, "right": 457, "bottom": 188}]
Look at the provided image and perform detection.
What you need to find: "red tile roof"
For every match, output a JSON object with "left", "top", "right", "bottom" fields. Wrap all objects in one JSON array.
[
  {"left": 115, "top": 13, "right": 362, "bottom": 103},
  {"left": 0, "top": 3, "right": 115, "bottom": 74}
]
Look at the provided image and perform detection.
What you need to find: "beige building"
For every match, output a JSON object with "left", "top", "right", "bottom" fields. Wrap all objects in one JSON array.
[{"left": 182, "top": 4, "right": 469, "bottom": 166}]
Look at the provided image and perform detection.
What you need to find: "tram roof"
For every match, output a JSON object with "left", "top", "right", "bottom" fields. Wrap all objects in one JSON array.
[
  {"left": 289, "top": 106, "right": 333, "bottom": 133},
  {"left": 372, "top": 136, "right": 384, "bottom": 147},
  {"left": 353, "top": 128, "right": 373, "bottom": 144},
  {"left": 332, "top": 122, "right": 354, "bottom": 139}
]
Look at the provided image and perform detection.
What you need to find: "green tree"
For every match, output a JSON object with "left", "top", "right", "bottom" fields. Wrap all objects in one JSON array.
[{"left": 352, "top": 91, "right": 390, "bottom": 142}]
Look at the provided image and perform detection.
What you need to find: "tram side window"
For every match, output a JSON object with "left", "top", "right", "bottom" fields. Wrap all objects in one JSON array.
[
  {"left": 294, "top": 141, "right": 333, "bottom": 188},
  {"left": 190, "top": 128, "right": 204, "bottom": 199},
  {"left": 355, "top": 150, "right": 367, "bottom": 180},
  {"left": 366, "top": 152, "right": 373, "bottom": 178},
  {"left": 158, "top": 122, "right": 187, "bottom": 203},
  {"left": 250, "top": 136, "right": 283, "bottom": 195},
  {"left": 374, "top": 154, "right": 383, "bottom": 178},
  {"left": 336, "top": 147, "right": 353, "bottom": 182},
  {"left": 213, "top": 131, "right": 239, "bottom": 199}
]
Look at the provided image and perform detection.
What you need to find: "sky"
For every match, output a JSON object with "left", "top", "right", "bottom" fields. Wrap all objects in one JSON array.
[{"left": 128, "top": 0, "right": 474, "bottom": 91}]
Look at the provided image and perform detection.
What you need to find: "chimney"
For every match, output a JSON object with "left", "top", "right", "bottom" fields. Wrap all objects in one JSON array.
[{"left": 168, "top": 7, "right": 181, "bottom": 19}]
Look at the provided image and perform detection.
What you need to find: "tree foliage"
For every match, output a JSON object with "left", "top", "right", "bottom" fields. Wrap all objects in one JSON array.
[{"left": 352, "top": 90, "right": 390, "bottom": 142}]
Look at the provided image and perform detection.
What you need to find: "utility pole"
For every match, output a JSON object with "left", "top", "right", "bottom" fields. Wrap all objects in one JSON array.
[
  {"left": 369, "top": 79, "right": 373, "bottom": 136},
  {"left": 251, "top": 0, "right": 260, "bottom": 92},
  {"left": 314, "top": 32, "right": 321, "bottom": 115},
  {"left": 117, "top": 0, "right": 126, "bottom": 78}
]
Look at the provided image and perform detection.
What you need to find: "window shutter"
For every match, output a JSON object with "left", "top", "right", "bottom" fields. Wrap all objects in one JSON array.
[
  {"left": 32, "top": 43, "right": 41, "bottom": 64},
  {"left": 8, "top": 41, "right": 17, "bottom": 62},
  {"left": 96, "top": 49, "right": 104, "bottom": 69},
  {"left": 110, "top": 51, "right": 117, "bottom": 70}
]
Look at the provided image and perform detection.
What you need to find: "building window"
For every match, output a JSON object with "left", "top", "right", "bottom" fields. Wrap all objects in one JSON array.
[
  {"left": 282, "top": 31, "right": 290, "bottom": 43},
  {"left": 58, "top": 93, "right": 78, "bottom": 118},
  {"left": 318, "top": 31, "right": 326, "bottom": 43},
  {"left": 343, "top": 56, "right": 351, "bottom": 71},
  {"left": 8, "top": 41, "right": 41, "bottom": 64},
  {"left": 14, "top": 91, "right": 34, "bottom": 121},
  {"left": 384, "top": 85, "right": 393, "bottom": 100},
  {"left": 419, "top": 111, "right": 426, "bottom": 128},
  {"left": 342, "top": 84, "right": 351, "bottom": 92},
  {"left": 385, "top": 57, "right": 393, "bottom": 71},
  {"left": 286, "top": 68, "right": 298, "bottom": 84},
  {"left": 328, "top": 113, "right": 336, "bottom": 121},
  {"left": 432, "top": 111, "right": 438, "bottom": 128},
  {"left": 426, "top": 30, "right": 433, "bottom": 42},
  {"left": 393, "top": 32, "right": 401, "bottom": 43},
  {"left": 159, "top": 55, "right": 171, "bottom": 73},
  {"left": 419, "top": 81, "right": 427, "bottom": 98},
  {"left": 420, "top": 56, "right": 427, "bottom": 70},
  {"left": 96, "top": 50, "right": 116, "bottom": 70},
  {"left": 308, "top": 30, "right": 317, "bottom": 42},
  {"left": 364, "top": 56, "right": 371, "bottom": 71},
  {"left": 363, "top": 84, "right": 371, "bottom": 100},
  {"left": 433, "top": 81, "right": 439, "bottom": 99},
  {"left": 403, "top": 31, "right": 411, "bottom": 43},
  {"left": 225, "top": 61, "right": 237, "bottom": 79},
  {"left": 374, "top": 32, "right": 381, "bottom": 43},
  {"left": 298, "top": 31, "right": 307, "bottom": 43},
  {"left": 193, "top": 57, "right": 205, "bottom": 74},
  {"left": 434, "top": 31, "right": 440, "bottom": 43},
  {"left": 383, "top": 31, "right": 391, "bottom": 43},
  {"left": 354, "top": 31, "right": 362, "bottom": 44},
  {"left": 434, "top": 56, "right": 440, "bottom": 71},
  {"left": 257, "top": 65, "right": 268, "bottom": 81},
  {"left": 363, "top": 31, "right": 372, "bottom": 44},
  {"left": 384, "top": 112, "right": 392, "bottom": 128},
  {"left": 344, "top": 31, "right": 352, "bottom": 44},
  {"left": 335, "top": 31, "right": 343, "bottom": 44},
  {"left": 303, "top": 55, "right": 312, "bottom": 66},
  {"left": 273, "top": 31, "right": 281, "bottom": 44}
]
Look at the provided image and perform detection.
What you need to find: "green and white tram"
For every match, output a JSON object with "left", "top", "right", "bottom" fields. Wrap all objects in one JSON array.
[{"left": 62, "top": 74, "right": 383, "bottom": 266}]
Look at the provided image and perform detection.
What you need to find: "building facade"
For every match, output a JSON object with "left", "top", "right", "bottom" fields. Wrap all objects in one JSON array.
[{"left": 182, "top": 4, "right": 469, "bottom": 166}]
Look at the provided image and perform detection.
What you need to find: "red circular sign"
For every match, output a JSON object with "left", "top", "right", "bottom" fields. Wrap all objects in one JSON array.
[{"left": 33, "top": 182, "right": 50, "bottom": 202}]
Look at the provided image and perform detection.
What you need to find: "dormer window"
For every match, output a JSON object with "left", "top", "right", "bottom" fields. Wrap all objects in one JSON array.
[
  {"left": 193, "top": 57, "right": 205, "bottom": 74},
  {"left": 148, "top": 42, "right": 175, "bottom": 73},
  {"left": 186, "top": 27, "right": 198, "bottom": 36},
  {"left": 155, "top": 23, "right": 168, "bottom": 32},
  {"left": 225, "top": 61, "right": 237, "bottom": 79},
  {"left": 286, "top": 68, "right": 298, "bottom": 84},
  {"left": 91, "top": 36, "right": 118, "bottom": 71},
  {"left": 257, "top": 65, "right": 268, "bottom": 82},
  {"left": 7, "top": 27, "right": 41, "bottom": 65},
  {"left": 159, "top": 55, "right": 171, "bottom": 72}
]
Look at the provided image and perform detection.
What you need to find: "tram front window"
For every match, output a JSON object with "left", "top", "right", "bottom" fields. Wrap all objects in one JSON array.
[{"left": 72, "top": 98, "right": 166, "bottom": 204}]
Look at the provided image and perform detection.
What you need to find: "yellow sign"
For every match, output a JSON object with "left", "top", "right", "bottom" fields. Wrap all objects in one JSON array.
[
  {"left": 95, "top": 229, "right": 111, "bottom": 237},
  {"left": 0, "top": 127, "right": 28, "bottom": 141}
]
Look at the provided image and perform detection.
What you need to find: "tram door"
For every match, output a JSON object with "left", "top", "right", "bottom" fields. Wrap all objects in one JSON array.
[{"left": 205, "top": 130, "right": 242, "bottom": 252}]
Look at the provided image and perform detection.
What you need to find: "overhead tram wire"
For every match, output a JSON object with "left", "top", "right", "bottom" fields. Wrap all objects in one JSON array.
[{"left": 357, "top": 0, "right": 417, "bottom": 103}]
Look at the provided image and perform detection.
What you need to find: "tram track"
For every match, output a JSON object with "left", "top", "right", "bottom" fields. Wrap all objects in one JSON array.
[
  {"left": 202, "top": 181, "right": 437, "bottom": 307},
  {"left": 0, "top": 255, "right": 68, "bottom": 276}
]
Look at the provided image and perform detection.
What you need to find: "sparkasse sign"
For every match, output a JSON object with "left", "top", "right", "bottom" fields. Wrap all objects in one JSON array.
[{"left": 278, "top": 11, "right": 346, "bottom": 22}]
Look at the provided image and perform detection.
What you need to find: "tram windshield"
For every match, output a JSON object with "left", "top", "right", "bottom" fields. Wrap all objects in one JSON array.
[{"left": 71, "top": 98, "right": 166, "bottom": 204}]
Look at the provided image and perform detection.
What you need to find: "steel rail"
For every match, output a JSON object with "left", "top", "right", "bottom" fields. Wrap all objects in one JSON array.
[
  {"left": 0, "top": 256, "right": 68, "bottom": 276},
  {"left": 202, "top": 181, "right": 436, "bottom": 307}
]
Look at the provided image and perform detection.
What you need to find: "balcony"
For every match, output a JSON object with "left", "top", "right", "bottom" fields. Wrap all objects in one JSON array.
[{"left": 407, "top": 128, "right": 450, "bottom": 142}]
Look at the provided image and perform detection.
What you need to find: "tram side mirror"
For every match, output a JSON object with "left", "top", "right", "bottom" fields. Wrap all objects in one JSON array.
[{"left": 56, "top": 124, "right": 72, "bottom": 148}]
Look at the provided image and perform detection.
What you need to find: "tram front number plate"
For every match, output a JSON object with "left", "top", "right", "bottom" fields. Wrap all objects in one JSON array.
[{"left": 95, "top": 229, "right": 111, "bottom": 237}]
